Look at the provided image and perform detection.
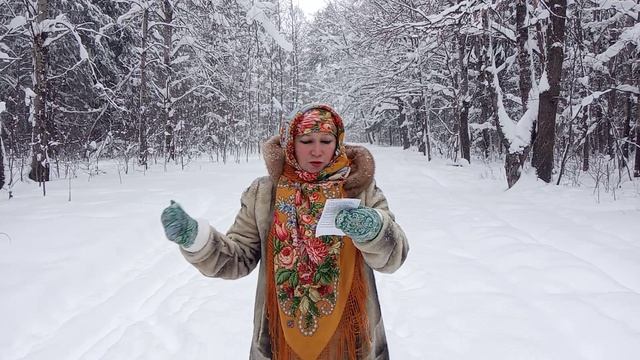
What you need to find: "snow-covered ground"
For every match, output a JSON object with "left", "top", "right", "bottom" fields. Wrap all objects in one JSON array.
[{"left": 1, "top": 145, "right": 639, "bottom": 360}]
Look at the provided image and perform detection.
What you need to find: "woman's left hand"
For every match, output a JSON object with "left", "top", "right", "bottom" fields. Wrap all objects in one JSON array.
[{"left": 335, "top": 206, "right": 383, "bottom": 243}]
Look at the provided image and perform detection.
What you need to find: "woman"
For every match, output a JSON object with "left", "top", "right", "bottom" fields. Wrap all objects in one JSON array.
[{"left": 161, "top": 104, "right": 409, "bottom": 359}]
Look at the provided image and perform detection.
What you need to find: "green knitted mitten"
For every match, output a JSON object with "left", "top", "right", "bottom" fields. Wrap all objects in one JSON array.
[
  {"left": 335, "top": 206, "right": 382, "bottom": 243},
  {"left": 161, "top": 200, "right": 198, "bottom": 247}
]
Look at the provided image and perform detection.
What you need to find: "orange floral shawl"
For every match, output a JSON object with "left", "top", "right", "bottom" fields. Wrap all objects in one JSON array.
[{"left": 265, "top": 104, "right": 370, "bottom": 359}]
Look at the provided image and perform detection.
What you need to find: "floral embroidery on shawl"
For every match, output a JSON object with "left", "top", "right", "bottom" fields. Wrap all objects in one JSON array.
[
  {"left": 271, "top": 104, "right": 350, "bottom": 336},
  {"left": 272, "top": 175, "right": 347, "bottom": 335},
  {"left": 266, "top": 104, "right": 371, "bottom": 360}
]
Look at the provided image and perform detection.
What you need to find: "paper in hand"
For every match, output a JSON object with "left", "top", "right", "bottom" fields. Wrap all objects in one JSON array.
[{"left": 315, "top": 198, "right": 361, "bottom": 236}]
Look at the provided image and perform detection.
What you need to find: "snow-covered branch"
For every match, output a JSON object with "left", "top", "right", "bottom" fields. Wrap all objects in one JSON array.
[
  {"left": 595, "top": 22, "right": 640, "bottom": 64},
  {"left": 489, "top": 38, "right": 538, "bottom": 153}
]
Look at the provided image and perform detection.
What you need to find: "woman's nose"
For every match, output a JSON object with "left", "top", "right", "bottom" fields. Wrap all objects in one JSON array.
[{"left": 311, "top": 142, "right": 322, "bottom": 156}]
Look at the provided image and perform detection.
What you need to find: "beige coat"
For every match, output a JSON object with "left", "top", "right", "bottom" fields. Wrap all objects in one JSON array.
[{"left": 181, "top": 137, "right": 409, "bottom": 359}]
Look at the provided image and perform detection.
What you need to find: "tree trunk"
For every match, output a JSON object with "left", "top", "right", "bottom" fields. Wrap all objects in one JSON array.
[
  {"left": 515, "top": 0, "right": 534, "bottom": 165},
  {"left": 621, "top": 93, "right": 631, "bottom": 168},
  {"left": 29, "top": 0, "right": 50, "bottom": 183},
  {"left": 481, "top": 13, "right": 506, "bottom": 157},
  {"left": 633, "top": 10, "right": 640, "bottom": 177},
  {"left": 581, "top": 109, "right": 590, "bottom": 171},
  {"left": 556, "top": 120, "right": 573, "bottom": 185},
  {"left": 532, "top": 0, "right": 566, "bottom": 182},
  {"left": 478, "top": 11, "right": 491, "bottom": 159},
  {"left": 276, "top": 0, "right": 284, "bottom": 124},
  {"left": 397, "top": 99, "right": 410, "bottom": 149},
  {"left": 529, "top": 2, "right": 547, "bottom": 160},
  {"left": 417, "top": 55, "right": 432, "bottom": 159},
  {"left": 416, "top": 95, "right": 429, "bottom": 157},
  {"left": 483, "top": 9, "right": 525, "bottom": 188},
  {"left": 500, "top": 0, "right": 535, "bottom": 187},
  {"left": 162, "top": 0, "right": 175, "bottom": 162},
  {"left": 138, "top": 7, "right": 149, "bottom": 168},
  {"left": 458, "top": 31, "right": 471, "bottom": 162},
  {"left": 516, "top": 0, "right": 532, "bottom": 110},
  {"left": 424, "top": 94, "right": 432, "bottom": 161},
  {"left": 604, "top": 89, "right": 616, "bottom": 157},
  {"left": 289, "top": 0, "right": 299, "bottom": 106},
  {"left": 269, "top": 56, "right": 275, "bottom": 135},
  {"left": 635, "top": 77, "right": 640, "bottom": 177},
  {"left": 0, "top": 120, "right": 5, "bottom": 190},
  {"left": 591, "top": 103, "right": 603, "bottom": 153},
  {"left": 487, "top": 64, "right": 522, "bottom": 188}
]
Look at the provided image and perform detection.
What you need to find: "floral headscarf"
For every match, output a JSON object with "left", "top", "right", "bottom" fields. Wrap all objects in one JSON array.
[
  {"left": 266, "top": 104, "right": 370, "bottom": 359},
  {"left": 279, "top": 104, "right": 347, "bottom": 182},
  {"left": 294, "top": 108, "right": 338, "bottom": 137}
]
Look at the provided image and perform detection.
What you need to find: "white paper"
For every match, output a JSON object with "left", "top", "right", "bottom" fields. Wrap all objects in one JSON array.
[{"left": 315, "top": 198, "right": 361, "bottom": 236}]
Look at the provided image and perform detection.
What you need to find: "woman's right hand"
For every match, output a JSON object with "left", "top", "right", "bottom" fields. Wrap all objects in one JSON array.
[{"left": 161, "top": 200, "right": 198, "bottom": 247}]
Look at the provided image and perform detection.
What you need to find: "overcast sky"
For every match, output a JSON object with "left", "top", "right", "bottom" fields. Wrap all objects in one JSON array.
[{"left": 296, "top": 0, "right": 328, "bottom": 17}]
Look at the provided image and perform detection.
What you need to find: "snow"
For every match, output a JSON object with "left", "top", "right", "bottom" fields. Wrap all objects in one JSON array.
[
  {"left": 503, "top": 93, "right": 522, "bottom": 106},
  {"left": 23, "top": 87, "right": 36, "bottom": 107},
  {"left": 8, "top": 16, "right": 27, "bottom": 31},
  {"left": 272, "top": 96, "right": 283, "bottom": 111},
  {"left": 72, "top": 31, "right": 89, "bottom": 61},
  {"left": 0, "top": 46, "right": 10, "bottom": 61},
  {"left": 1, "top": 146, "right": 640, "bottom": 359},
  {"left": 171, "top": 36, "right": 196, "bottom": 58},
  {"left": 577, "top": 75, "right": 589, "bottom": 87},
  {"left": 570, "top": 90, "right": 611, "bottom": 120},
  {"left": 35, "top": 14, "right": 90, "bottom": 62},
  {"left": 374, "top": 102, "right": 400, "bottom": 114},
  {"left": 616, "top": 84, "right": 640, "bottom": 94},
  {"left": 211, "top": 12, "right": 230, "bottom": 27},
  {"left": 0, "top": 101, "right": 5, "bottom": 113},
  {"left": 117, "top": 3, "right": 144, "bottom": 25},
  {"left": 593, "top": 0, "right": 639, "bottom": 17},
  {"left": 538, "top": 71, "right": 550, "bottom": 93},
  {"left": 468, "top": 121, "right": 495, "bottom": 131},
  {"left": 490, "top": 22, "right": 516, "bottom": 42},
  {"left": 489, "top": 56, "right": 537, "bottom": 153},
  {"left": 241, "top": 0, "right": 293, "bottom": 52},
  {"left": 426, "top": 1, "right": 467, "bottom": 25},
  {"left": 596, "top": 22, "right": 640, "bottom": 64}
]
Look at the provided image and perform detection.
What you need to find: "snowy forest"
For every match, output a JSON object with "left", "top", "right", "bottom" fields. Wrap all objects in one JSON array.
[
  {"left": 1, "top": 0, "right": 639, "bottom": 195},
  {"left": 2, "top": 2, "right": 640, "bottom": 358}
]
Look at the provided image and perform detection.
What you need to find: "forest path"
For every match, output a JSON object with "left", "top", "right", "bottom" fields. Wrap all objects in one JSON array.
[
  {"left": 1, "top": 145, "right": 639, "bottom": 359},
  {"left": 369, "top": 146, "right": 640, "bottom": 359}
]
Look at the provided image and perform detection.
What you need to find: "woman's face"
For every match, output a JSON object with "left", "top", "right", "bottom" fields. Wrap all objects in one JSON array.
[{"left": 294, "top": 132, "right": 337, "bottom": 173}]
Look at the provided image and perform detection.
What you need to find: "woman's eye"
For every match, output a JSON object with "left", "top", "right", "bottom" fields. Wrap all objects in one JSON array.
[
  {"left": 300, "top": 140, "right": 311, "bottom": 144},
  {"left": 321, "top": 140, "right": 333, "bottom": 144}
]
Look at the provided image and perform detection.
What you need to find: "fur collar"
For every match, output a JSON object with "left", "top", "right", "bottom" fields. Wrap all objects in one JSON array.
[{"left": 262, "top": 136, "right": 375, "bottom": 197}]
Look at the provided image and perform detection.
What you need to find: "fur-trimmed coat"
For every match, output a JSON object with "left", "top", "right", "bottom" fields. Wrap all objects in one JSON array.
[{"left": 180, "top": 136, "right": 409, "bottom": 359}]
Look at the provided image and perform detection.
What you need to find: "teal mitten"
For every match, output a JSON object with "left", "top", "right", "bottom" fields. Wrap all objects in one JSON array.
[
  {"left": 335, "top": 206, "right": 383, "bottom": 243},
  {"left": 161, "top": 200, "right": 198, "bottom": 247}
]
